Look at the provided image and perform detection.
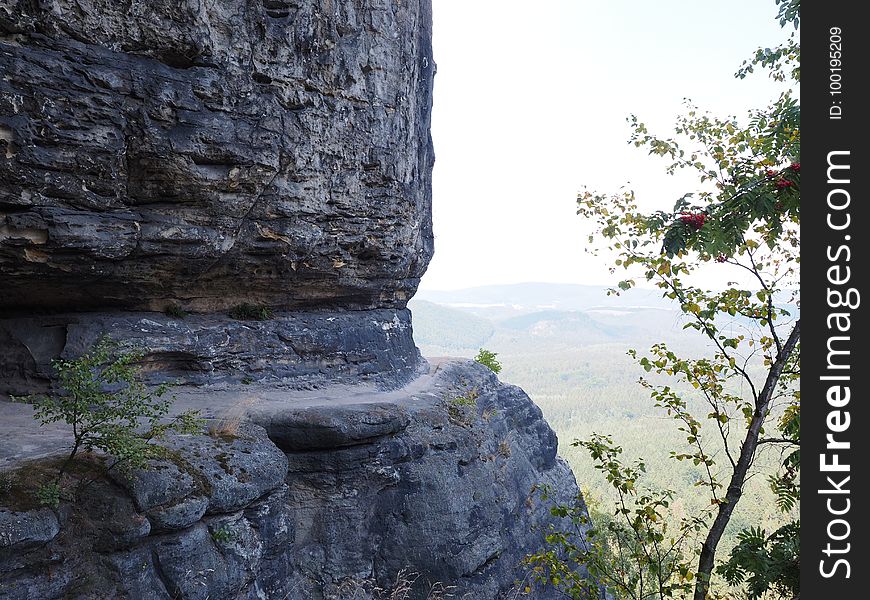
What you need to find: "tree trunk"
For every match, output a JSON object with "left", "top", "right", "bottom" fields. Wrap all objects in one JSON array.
[{"left": 692, "top": 320, "right": 800, "bottom": 600}]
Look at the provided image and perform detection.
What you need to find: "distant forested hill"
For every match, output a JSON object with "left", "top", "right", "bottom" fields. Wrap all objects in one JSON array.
[
  {"left": 409, "top": 283, "right": 793, "bottom": 551},
  {"left": 409, "top": 300, "right": 494, "bottom": 350}
]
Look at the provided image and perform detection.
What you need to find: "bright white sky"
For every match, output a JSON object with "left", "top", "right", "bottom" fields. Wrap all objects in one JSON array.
[{"left": 419, "top": 0, "right": 792, "bottom": 291}]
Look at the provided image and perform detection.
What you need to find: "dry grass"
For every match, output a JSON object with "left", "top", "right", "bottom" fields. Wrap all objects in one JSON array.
[
  {"left": 336, "top": 568, "right": 455, "bottom": 600},
  {"left": 208, "top": 397, "right": 256, "bottom": 438}
]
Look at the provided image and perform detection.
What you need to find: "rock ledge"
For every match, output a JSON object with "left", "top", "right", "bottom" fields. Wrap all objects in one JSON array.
[{"left": 0, "top": 361, "right": 584, "bottom": 600}]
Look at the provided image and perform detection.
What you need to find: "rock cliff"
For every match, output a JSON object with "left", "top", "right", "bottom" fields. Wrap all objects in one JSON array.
[
  {"left": 1, "top": 0, "right": 434, "bottom": 313},
  {"left": 1, "top": 361, "right": 581, "bottom": 599},
  {"left": 0, "top": 1, "right": 591, "bottom": 598},
  {"left": 1, "top": 0, "right": 435, "bottom": 388}
]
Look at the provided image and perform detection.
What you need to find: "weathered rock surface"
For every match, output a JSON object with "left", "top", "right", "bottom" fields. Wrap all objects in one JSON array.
[
  {"left": 0, "top": 308, "right": 423, "bottom": 395},
  {"left": 0, "top": 508, "right": 60, "bottom": 557},
  {"left": 0, "top": 361, "right": 588, "bottom": 600},
  {"left": 0, "top": 0, "right": 434, "bottom": 312},
  {"left": 0, "top": 2, "right": 595, "bottom": 599}
]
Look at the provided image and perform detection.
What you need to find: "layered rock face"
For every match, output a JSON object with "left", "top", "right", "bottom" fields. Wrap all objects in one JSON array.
[
  {"left": 1, "top": 0, "right": 435, "bottom": 388},
  {"left": 1, "top": 362, "right": 583, "bottom": 600},
  {"left": 0, "top": 0, "right": 433, "bottom": 312},
  {"left": 1, "top": 2, "right": 592, "bottom": 599},
  {"left": 0, "top": 308, "right": 422, "bottom": 394}
]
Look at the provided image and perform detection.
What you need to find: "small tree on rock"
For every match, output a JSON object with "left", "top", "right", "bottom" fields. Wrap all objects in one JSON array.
[{"left": 15, "top": 338, "right": 202, "bottom": 499}]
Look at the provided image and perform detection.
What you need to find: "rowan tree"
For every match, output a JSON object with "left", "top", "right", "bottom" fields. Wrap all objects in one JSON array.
[{"left": 528, "top": 1, "right": 800, "bottom": 598}]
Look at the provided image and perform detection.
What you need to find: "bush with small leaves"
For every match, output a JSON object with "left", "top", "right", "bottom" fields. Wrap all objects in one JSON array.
[
  {"left": 447, "top": 389, "right": 479, "bottom": 426},
  {"left": 228, "top": 303, "right": 273, "bottom": 321},
  {"left": 474, "top": 348, "right": 502, "bottom": 374},
  {"left": 35, "top": 482, "right": 61, "bottom": 509},
  {"left": 211, "top": 525, "right": 235, "bottom": 543},
  {"left": 13, "top": 337, "right": 203, "bottom": 487},
  {"left": 527, "top": 436, "right": 697, "bottom": 600},
  {"left": 449, "top": 389, "right": 479, "bottom": 408}
]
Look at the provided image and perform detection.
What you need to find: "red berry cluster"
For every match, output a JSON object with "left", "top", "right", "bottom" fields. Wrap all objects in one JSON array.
[
  {"left": 715, "top": 254, "right": 727, "bottom": 263},
  {"left": 764, "top": 163, "right": 799, "bottom": 189},
  {"left": 679, "top": 212, "right": 707, "bottom": 230}
]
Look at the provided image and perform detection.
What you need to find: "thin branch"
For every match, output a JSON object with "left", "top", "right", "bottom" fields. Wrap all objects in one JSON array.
[
  {"left": 730, "top": 241, "right": 783, "bottom": 356},
  {"left": 658, "top": 275, "right": 759, "bottom": 403},
  {"left": 758, "top": 437, "right": 799, "bottom": 446}
]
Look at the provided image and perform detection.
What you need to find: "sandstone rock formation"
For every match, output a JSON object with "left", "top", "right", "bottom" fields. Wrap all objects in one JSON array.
[
  {"left": 1, "top": 0, "right": 434, "bottom": 313},
  {"left": 0, "top": 2, "right": 594, "bottom": 599},
  {"left": 0, "top": 308, "right": 422, "bottom": 394},
  {"left": 1, "top": 0, "right": 434, "bottom": 388},
  {"left": 1, "top": 362, "right": 584, "bottom": 600}
]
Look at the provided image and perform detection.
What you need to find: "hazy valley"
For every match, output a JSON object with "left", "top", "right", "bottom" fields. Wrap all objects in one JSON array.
[{"left": 411, "top": 283, "right": 795, "bottom": 541}]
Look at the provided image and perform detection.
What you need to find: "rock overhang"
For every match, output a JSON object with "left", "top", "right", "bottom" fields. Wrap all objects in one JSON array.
[{"left": 0, "top": 0, "right": 435, "bottom": 313}]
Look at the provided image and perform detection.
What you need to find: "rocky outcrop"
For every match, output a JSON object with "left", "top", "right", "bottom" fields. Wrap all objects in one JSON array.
[
  {"left": 0, "top": 0, "right": 434, "bottom": 389},
  {"left": 0, "top": 361, "right": 584, "bottom": 600},
  {"left": 0, "top": 2, "right": 594, "bottom": 598},
  {"left": 0, "top": 0, "right": 434, "bottom": 313}
]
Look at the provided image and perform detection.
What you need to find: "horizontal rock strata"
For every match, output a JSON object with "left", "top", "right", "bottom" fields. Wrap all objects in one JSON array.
[
  {"left": 0, "top": 0, "right": 434, "bottom": 312},
  {"left": 0, "top": 308, "right": 423, "bottom": 395},
  {"left": 0, "top": 361, "right": 585, "bottom": 600}
]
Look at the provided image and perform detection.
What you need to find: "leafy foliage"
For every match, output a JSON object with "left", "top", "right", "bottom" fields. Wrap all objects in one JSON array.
[
  {"left": 717, "top": 399, "right": 800, "bottom": 597},
  {"left": 35, "top": 482, "right": 61, "bottom": 509},
  {"left": 210, "top": 524, "right": 236, "bottom": 544},
  {"left": 537, "top": 2, "right": 801, "bottom": 598},
  {"left": 528, "top": 435, "right": 702, "bottom": 599},
  {"left": 474, "top": 348, "right": 503, "bottom": 374},
  {"left": 718, "top": 522, "right": 799, "bottom": 599},
  {"left": 769, "top": 404, "right": 799, "bottom": 513},
  {"left": 449, "top": 390, "right": 479, "bottom": 407},
  {"left": 14, "top": 338, "right": 203, "bottom": 484},
  {"left": 447, "top": 389, "right": 479, "bottom": 426},
  {"left": 228, "top": 302, "right": 273, "bottom": 321}
]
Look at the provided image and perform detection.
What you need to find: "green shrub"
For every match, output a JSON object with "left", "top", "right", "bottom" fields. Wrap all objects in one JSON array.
[
  {"left": 13, "top": 337, "right": 203, "bottom": 483},
  {"left": 449, "top": 389, "right": 479, "bottom": 408},
  {"left": 474, "top": 348, "right": 502, "bottom": 374},
  {"left": 211, "top": 525, "right": 235, "bottom": 543},
  {"left": 164, "top": 304, "right": 188, "bottom": 319},
  {"left": 228, "top": 303, "right": 273, "bottom": 321},
  {"left": 35, "top": 482, "right": 61, "bottom": 509},
  {"left": 527, "top": 437, "right": 695, "bottom": 599},
  {"left": 447, "top": 389, "right": 479, "bottom": 426}
]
